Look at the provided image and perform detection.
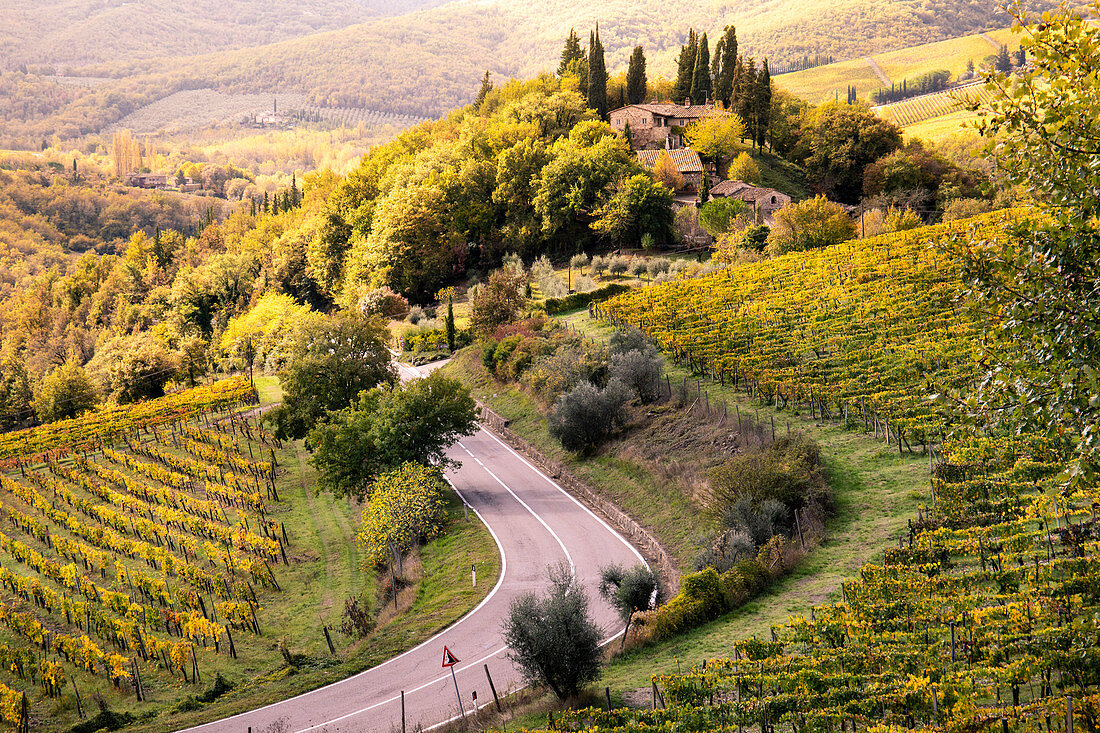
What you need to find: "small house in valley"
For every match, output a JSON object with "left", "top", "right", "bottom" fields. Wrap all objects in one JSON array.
[{"left": 710, "top": 180, "right": 791, "bottom": 222}]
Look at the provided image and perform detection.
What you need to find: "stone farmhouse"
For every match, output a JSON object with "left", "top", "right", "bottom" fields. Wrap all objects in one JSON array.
[
  {"left": 610, "top": 100, "right": 715, "bottom": 150},
  {"left": 710, "top": 180, "right": 792, "bottom": 223}
]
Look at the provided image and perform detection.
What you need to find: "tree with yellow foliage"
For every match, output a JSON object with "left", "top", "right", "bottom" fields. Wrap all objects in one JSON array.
[
  {"left": 652, "top": 150, "right": 685, "bottom": 191},
  {"left": 684, "top": 110, "right": 744, "bottom": 162}
]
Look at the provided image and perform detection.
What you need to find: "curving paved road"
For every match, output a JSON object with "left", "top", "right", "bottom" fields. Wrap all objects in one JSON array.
[{"left": 179, "top": 361, "right": 646, "bottom": 733}]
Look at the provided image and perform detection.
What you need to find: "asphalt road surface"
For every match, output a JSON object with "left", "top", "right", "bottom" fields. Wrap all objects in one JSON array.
[{"left": 179, "top": 361, "right": 646, "bottom": 733}]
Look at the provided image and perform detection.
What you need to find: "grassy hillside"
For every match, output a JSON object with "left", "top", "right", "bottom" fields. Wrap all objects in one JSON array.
[
  {"left": 776, "top": 26, "right": 1019, "bottom": 104},
  {"left": 0, "top": 0, "right": 452, "bottom": 69},
  {"left": 0, "top": 0, "right": 1055, "bottom": 146}
]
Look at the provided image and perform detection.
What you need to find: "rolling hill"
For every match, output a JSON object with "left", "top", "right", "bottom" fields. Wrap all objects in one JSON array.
[
  {"left": 774, "top": 26, "right": 1020, "bottom": 104},
  {"left": 0, "top": 0, "right": 1056, "bottom": 148},
  {"left": 0, "top": 0, "right": 452, "bottom": 69}
]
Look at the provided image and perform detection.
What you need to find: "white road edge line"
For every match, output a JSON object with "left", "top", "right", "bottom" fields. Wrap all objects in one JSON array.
[
  {"left": 457, "top": 438, "right": 575, "bottom": 574},
  {"left": 478, "top": 427, "right": 649, "bottom": 569},
  {"left": 178, "top": 479, "right": 509, "bottom": 733}
]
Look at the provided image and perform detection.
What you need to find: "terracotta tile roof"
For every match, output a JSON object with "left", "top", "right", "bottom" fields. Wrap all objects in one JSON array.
[
  {"left": 636, "top": 148, "right": 704, "bottom": 173},
  {"left": 611, "top": 103, "right": 715, "bottom": 119},
  {"left": 711, "top": 179, "right": 790, "bottom": 204}
]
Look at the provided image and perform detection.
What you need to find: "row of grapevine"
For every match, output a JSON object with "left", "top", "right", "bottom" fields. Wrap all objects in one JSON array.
[
  {"left": 873, "top": 83, "right": 996, "bottom": 126},
  {"left": 0, "top": 378, "right": 256, "bottom": 466}
]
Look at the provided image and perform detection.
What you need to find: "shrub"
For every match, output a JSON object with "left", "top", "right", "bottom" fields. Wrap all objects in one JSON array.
[
  {"left": 942, "top": 197, "right": 993, "bottom": 222},
  {"left": 719, "top": 495, "right": 788, "bottom": 546},
  {"left": 609, "top": 348, "right": 664, "bottom": 403},
  {"left": 610, "top": 326, "right": 652, "bottom": 357},
  {"left": 766, "top": 196, "right": 857, "bottom": 256},
  {"left": 521, "top": 340, "right": 610, "bottom": 402},
  {"left": 599, "top": 563, "right": 661, "bottom": 648},
  {"left": 548, "top": 378, "right": 632, "bottom": 451},
  {"left": 543, "top": 283, "right": 630, "bottom": 315},
  {"left": 502, "top": 562, "right": 602, "bottom": 700},
  {"left": 574, "top": 274, "right": 596, "bottom": 292},
  {"left": 470, "top": 267, "right": 527, "bottom": 337},
  {"left": 406, "top": 305, "right": 427, "bottom": 325},
  {"left": 646, "top": 257, "right": 672, "bottom": 279},
  {"left": 693, "top": 528, "right": 756, "bottom": 572}
]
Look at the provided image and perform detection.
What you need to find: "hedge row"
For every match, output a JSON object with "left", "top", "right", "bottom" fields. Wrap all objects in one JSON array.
[{"left": 544, "top": 284, "right": 631, "bottom": 315}]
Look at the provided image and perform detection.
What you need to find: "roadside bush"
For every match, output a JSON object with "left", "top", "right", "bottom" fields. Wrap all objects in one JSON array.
[
  {"left": 521, "top": 340, "right": 609, "bottom": 401},
  {"left": 609, "top": 348, "right": 664, "bottom": 403},
  {"left": 548, "top": 378, "right": 632, "bottom": 452},
  {"left": 719, "top": 495, "right": 788, "bottom": 546},
  {"left": 502, "top": 563, "right": 602, "bottom": 700},
  {"left": 692, "top": 528, "right": 756, "bottom": 572},
  {"left": 609, "top": 326, "right": 655, "bottom": 358},
  {"left": 708, "top": 434, "right": 829, "bottom": 520}
]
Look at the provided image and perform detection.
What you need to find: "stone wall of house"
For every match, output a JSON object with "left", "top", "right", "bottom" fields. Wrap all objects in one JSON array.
[{"left": 610, "top": 107, "right": 671, "bottom": 149}]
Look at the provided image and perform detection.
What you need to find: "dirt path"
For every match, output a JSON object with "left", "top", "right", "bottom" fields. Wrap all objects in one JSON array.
[{"left": 863, "top": 56, "right": 891, "bottom": 86}]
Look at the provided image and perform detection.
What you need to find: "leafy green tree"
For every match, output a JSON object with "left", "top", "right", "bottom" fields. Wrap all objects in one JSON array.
[
  {"left": 599, "top": 563, "right": 660, "bottom": 648},
  {"left": 684, "top": 111, "right": 745, "bottom": 162},
  {"left": 672, "top": 30, "right": 698, "bottom": 103},
  {"left": 87, "top": 332, "right": 179, "bottom": 404},
  {"left": 795, "top": 102, "right": 902, "bottom": 203},
  {"left": 0, "top": 354, "right": 32, "bottom": 430},
  {"left": 587, "top": 27, "right": 608, "bottom": 120},
  {"left": 308, "top": 372, "right": 477, "bottom": 499},
  {"left": 592, "top": 174, "right": 675, "bottom": 247},
  {"left": 267, "top": 311, "right": 395, "bottom": 441},
  {"left": 698, "top": 197, "right": 749, "bottom": 237},
  {"left": 470, "top": 267, "right": 527, "bottom": 337},
  {"left": 956, "top": 4, "right": 1100, "bottom": 485},
  {"left": 691, "top": 32, "right": 712, "bottom": 105},
  {"left": 625, "top": 46, "right": 647, "bottom": 105},
  {"left": 356, "top": 462, "right": 448, "bottom": 567},
  {"left": 549, "top": 378, "right": 632, "bottom": 452},
  {"left": 178, "top": 336, "right": 209, "bottom": 388},
  {"left": 502, "top": 562, "right": 603, "bottom": 700},
  {"left": 766, "top": 195, "right": 856, "bottom": 255},
  {"left": 712, "top": 25, "right": 738, "bottom": 107},
  {"left": 32, "top": 361, "right": 98, "bottom": 423}
]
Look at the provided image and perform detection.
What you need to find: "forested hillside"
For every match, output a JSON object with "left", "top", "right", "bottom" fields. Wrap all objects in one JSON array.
[{"left": 0, "top": 0, "right": 452, "bottom": 69}]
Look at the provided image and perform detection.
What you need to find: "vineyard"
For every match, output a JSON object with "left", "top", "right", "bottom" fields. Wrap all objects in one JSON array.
[
  {"left": 540, "top": 211, "right": 1100, "bottom": 731},
  {"left": 873, "top": 82, "right": 994, "bottom": 127},
  {"left": 599, "top": 211, "right": 1022, "bottom": 450},
  {"left": 296, "top": 105, "right": 429, "bottom": 129}
]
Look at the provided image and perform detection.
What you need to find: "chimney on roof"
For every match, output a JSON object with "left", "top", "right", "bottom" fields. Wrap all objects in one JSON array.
[{"left": 683, "top": 97, "right": 692, "bottom": 107}]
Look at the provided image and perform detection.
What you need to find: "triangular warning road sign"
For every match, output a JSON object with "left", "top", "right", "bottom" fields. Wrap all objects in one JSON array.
[{"left": 442, "top": 645, "right": 460, "bottom": 668}]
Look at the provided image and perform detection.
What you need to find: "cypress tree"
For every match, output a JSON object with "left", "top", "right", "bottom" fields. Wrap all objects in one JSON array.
[
  {"left": 995, "top": 43, "right": 1013, "bottom": 72},
  {"left": 737, "top": 57, "right": 757, "bottom": 145},
  {"left": 558, "top": 29, "right": 585, "bottom": 76},
  {"left": 713, "top": 25, "right": 738, "bottom": 107},
  {"left": 291, "top": 172, "right": 299, "bottom": 207},
  {"left": 623, "top": 120, "right": 634, "bottom": 148},
  {"left": 756, "top": 59, "right": 772, "bottom": 149},
  {"left": 474, "top": 69, "right": 493, "bottom": 109},
  {"left": 587, "top": 25, "right": 608, "bottom": 120},
  {"left": 263, "top": 191, "right": 269, "bottom": 215},
  {"left": 691, "top": 32, "right": 712, "bottom": 105},
  {"left": 625, "top": 45, "right": 647, "bottom": 105},
  {"left": 672, "top": 30, "right": 697, "bottom": 103},
  {"left": 445, "top": 298, "right": 456, "bottom": 352},
  {"left": 700, "top": 168, "right": 710, "bottom": 204}
]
